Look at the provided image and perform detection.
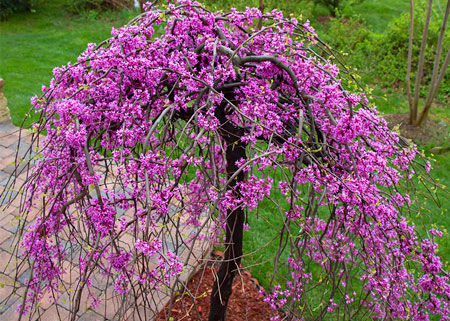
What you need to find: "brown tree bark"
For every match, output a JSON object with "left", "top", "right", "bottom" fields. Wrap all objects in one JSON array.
[
  {"left": 416, "top": 0, "right": 450, "bottom": 127},
  {"left": 410, "top": 0, "right": 433, "bottom": 125},
  {"left": 208, "top": 94, "right": 247, "bottom": 321},
  {"left": 208, "top": 141, "right": 246, "bottom": 321},
  {"left": 406, "top": 0, "right": 415, "bottom": 123}
]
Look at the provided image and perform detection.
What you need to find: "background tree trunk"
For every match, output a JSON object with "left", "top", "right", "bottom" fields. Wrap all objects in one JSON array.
[
  {"left": 410, "top": 0, "right": 433, "bottom": 125},
  {"left": 406, "top": 0, "right": 415, "bottom": 123},
  {"left": 416, "top": 0, "right": 450, "bottom": 127}
]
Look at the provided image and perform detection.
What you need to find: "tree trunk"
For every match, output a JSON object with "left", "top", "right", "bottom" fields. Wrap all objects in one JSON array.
[
  {"left": 410, "top": 0, "right": 433, "bottom": 124},
  {"left": 416, "top": 0, "right": 450, "bottom": 127},
  {"left": 407, "top": 0, "right": 415, "bottom": 123},
  {"left": 208, "top": 140, "right": 246, "bottom": 321},
  {"left": 257, "top": 0, "right": 265, "bottom": 29},
  {"left": 208, "top": 94, "right": 247, "bottom": 321}
]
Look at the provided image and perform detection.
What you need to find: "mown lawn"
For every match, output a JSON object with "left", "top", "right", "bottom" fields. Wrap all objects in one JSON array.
[
  {"left": 1, "top": 0, "right": 449, "bottom": 298},
  {"left": 341, "top": 0, "right": 409, "bottom": 32},
  {"left": 0, "top": 1, "right": 138, "bottom": 126}
]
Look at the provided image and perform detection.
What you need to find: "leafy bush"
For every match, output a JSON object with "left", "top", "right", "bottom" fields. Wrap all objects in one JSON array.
[
  {"left": 0, "top": 0, "right": 32, "bottom": 20},
  {"left": 205, "top": 0, "right": 315, "bottom": 19},
  {"left": 313, "top": 0, "right": 341, "bottom": 16},
  {"left": 313, "top": 0, "right": 365, "bottom": 16},
  {"left": 67, "top": 0, "right": 134, "bottom": 14},
  {"left": 320, "top": 3, "right": 449, "bottom": 102},
  {"left": 320, "top": 17, "right": 374, "bottom": 78},
  {"left": 322, "top": 17, "right": 370, "bottom": 51},
  {"left": 373, "top": 4, "right": 449, "bottom": 99}
]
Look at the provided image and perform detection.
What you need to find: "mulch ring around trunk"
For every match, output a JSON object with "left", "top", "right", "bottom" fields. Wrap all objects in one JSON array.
[
  {"left": 156, "top": 252, "right": 279, "bottom": 321},
  {"left": 383, "top": 112, "right": 449, "bottom": 147}
]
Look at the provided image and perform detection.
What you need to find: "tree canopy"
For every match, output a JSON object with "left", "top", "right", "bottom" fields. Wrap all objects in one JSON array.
[{"left": 2, "top": 1, "right": 448, "bottom": 320}]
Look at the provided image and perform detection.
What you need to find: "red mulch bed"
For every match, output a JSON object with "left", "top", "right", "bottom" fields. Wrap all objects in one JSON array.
[{"left": 156, "top": 259, "right": 278, "bottom": 320}]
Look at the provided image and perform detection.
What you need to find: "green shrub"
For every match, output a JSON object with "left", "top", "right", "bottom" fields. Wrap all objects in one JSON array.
[
  {"left": 204, "top": 0, "right": 314, "bottom": 19},
  {"left": 374, "top": 7, "right": 447, "bottom": 90},
  {"left": 320, "top": 17, "right": 374, "bottom": 75},
  {"left": 67, "top": 0, "right": 134, "bottom": 15},
  {"left": 311, "top": 0, "right": 365, "bottom": 17},
  {"left": 320, "top": 3, "right": 449, "bottom": 102},
  {"left": 313, "top": 0, "right": 340, "bottom": 16},
  {"left": 0, "top": 0, "right": 32, "bottom": 20},
  {"left": 322, "top": 17, "right": 370, "bottom": 50}
]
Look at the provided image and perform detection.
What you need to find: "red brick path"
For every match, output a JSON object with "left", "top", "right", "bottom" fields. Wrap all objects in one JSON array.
[{"left": 0, "top": 121, "right": 211, "bottom": 321}]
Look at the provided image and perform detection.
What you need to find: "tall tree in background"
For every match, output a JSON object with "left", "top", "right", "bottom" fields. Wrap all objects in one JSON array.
[{"left": 407, "top": 0, "right": 449, "bottom": 126}]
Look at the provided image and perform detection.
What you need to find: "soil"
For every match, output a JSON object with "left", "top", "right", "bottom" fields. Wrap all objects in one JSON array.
[
  {"left": 383, "top": 113, "right": 449, "bottom": 147},
  {"left": 317, "top": 15, "right": 332, "bottom": 24},
  {"left": 156, "top": 256, "right": 278, "bottom": 321}
]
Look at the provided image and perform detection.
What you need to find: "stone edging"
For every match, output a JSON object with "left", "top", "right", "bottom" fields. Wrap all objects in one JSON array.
[{"left": 0, "top": 79, "right": 11, "bottom": 123}]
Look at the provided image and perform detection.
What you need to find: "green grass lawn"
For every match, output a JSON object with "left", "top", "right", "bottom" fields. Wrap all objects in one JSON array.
[
  {"left": 0, "top": 1, "right": 138, "bottom": 126},
  {"left": 1, "top": 0, "right": 449, "bottom": 310},
  {"left": 341, "top": 0, "right": 409, "bottom": 32}
]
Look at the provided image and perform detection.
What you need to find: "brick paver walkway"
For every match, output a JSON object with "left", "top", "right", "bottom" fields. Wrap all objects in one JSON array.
[{"left": 0, "top": 120, "right": 211, "bottom": 321}]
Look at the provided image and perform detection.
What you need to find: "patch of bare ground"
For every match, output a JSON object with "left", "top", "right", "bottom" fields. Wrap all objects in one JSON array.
[
  {"left": 383, "top": 113, "right": 449, "bottom": 150},
  {"left": 156, "top": 254, "right": 278, "bottom": 321}
]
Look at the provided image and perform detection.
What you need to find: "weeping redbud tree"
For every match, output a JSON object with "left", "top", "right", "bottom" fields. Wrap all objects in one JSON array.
[{"left": 2, "top": 1, "right": 448, "bottom": 320}]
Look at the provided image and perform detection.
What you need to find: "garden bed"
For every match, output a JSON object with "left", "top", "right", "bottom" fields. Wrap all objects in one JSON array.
[{"left": 156, "top": 252, "right": 278, "bottom": 321}]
